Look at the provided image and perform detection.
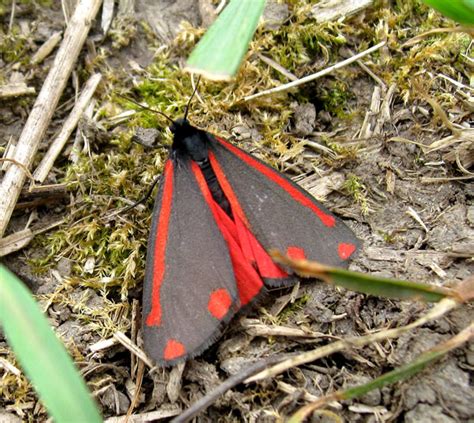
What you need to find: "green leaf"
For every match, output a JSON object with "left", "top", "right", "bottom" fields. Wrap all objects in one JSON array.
[
  {"left": 321, "top": 266, "right": 450, "bottom": 302},
  {"left": 271, "top": 251, "right": 455, "bottom": 303},
  {"left": 422, "top": 0, "right": 474, "bottom": 25},
  {"left": 0, "top": 265, "right": 102, "bottom": 423},
  {"left": 186, "top": 0, "right": 266, "bottom": 80}
]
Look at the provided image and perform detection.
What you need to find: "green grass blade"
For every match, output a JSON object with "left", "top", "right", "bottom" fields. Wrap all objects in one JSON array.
[
  {"left": 344, "top": 323, "right": 474, "bottom": 398},
  {"left": 289, "top": 323, "right": 474, "bottom": 423},
  {"left": 271, "top": 251, "right": 455, "bottom": 303},
  {"left": 323, "top": 266, "right": 450, "bottom": 302},
  {"left": 185, "top": 0, "right": 266, "bottom": 80},
  {"left": 422, "top": 0, "right": 474, "bottom": 25},
  {"left": 0, "top": 265, "right": 102, "bottom": 423}
]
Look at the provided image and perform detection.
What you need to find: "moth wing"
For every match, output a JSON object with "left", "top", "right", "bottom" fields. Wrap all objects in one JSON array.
[
  {"left": 142, "top": 159, "right": 240, "bottom": 366},
  {"left": 209, "top": 136, "right": 360, "bottom": 281}
]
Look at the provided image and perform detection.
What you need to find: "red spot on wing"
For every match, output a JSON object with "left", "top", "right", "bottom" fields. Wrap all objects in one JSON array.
[
  {"left": 214, "top": 138, "right": 336, "bottom": 228},
  {"left": 338, "top": 243, "right": 356, "bottom": 260},
  {"left": 208, "top": 288, "right": 232, "bottom": 319},
  {"left": 164, "top": 339, "right": 186, "bottom": 361},
  {"left": 287, "top": 246, "right": 306, "bottom": 260},
  {"left": 146, "top": 161, "right": 174, "bottom": 327}
]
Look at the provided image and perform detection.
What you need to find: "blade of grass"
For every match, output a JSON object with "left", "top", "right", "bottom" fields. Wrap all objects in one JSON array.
[
  {"left": 0, "top": 265, "right": 102, "bottom": 422},
  {"left": 185, "top": 0, "right": 266, "bottom": 80},
  {"left": 288, "top": 323, "right": 474, "bottom": 422},
  {"left": 422, "top": 0, "right": 474, "bottom": 25},
  {"left": 271, "top": 251, "right": 458, "bottom": 303}
]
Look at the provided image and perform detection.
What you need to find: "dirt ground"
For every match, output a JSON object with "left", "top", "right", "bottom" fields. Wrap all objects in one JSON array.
[{"left": 1, "top": 0, "right": 473, "bottom": 422}]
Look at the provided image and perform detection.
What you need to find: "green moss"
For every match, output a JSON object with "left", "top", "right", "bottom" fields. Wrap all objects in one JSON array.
[
  {"left": 319, "top": 80, "right": 352, "bottom": 117},
  {"left": 0, "top": 27, "right": 28, "bottom": 64},
  {"left": 265, "top": 20, "right": 347, "bottom": 73},
  {"left": 278, "top": 294, "right": 311, "bottom": 323},
  {"left": 371, "top": 0, "right": 462, "bottom": 103},
  {"left": 378, "top": 230, "right": 397, "bottom": 244},
  {"left": 108, "top": 16, "right": 138, "bottom": 49},
  {"left": 343, "top": 174, "right": 369, "bottom": 215}
]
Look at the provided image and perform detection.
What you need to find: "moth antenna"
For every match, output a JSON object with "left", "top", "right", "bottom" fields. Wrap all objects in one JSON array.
[
  {"left": 118, "top": 94, "right": 174, "bottom": 124},
  {"left": 184, "top": 75, "right": 202, "bottom": 120}
]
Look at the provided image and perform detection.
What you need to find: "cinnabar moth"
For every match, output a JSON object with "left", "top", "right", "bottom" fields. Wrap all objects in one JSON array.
[{"left": 141, "top": 108, "right": 359, "bottom": 367}]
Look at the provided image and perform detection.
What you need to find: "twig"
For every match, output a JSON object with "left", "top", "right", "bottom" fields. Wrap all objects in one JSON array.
[
  {"left": 20, "top": 182, "right": 69, "bottom": 196},
  {"left": 358, "top": 85, "right": 381, "bottom": 139},
  {"left": 406, "top": 206, "right": 428, "bottom": 232},
  {"left": 356, "top": 60, "right": 386, "bottom": 89},
  {"left": 0, "top": 219, "right": 65, "bottom": 257},
  {"left": 0, "top": 0, "right": 102, "bottom": 237},
  {"left": 374, "top": 83, "right": 396, "bottom": 134},
  {"left": 113, "top": 331, "right": 155, "bottom": 369},
  {"left": 15, "top": 182, "right": 68, "bottom": 210},
  {"left": 311, "top": 0, "right": 373, "bottom": 23},
  {"left": 130, "top": 299, "right": 140, "bottom": 380},
  {"left": 245, "top": 298, "right": 458, "bottom": 383},
  {"left": 0, "top": 83, "right": 36, "bottom": 98},
  {"left": 289, "top": 323, "right": 474, "bottom": 422},
  {"left": 171, "top": 356, "right": 288, "bottom": 423},
  {"left": 455, "top": 148, "right": 474, "bottom": 175},
  {"left": 257, "top": 53, "right": 298, "bottom": 81},
  {"left": 31, "top": 31, "right": 63, "bottom": 65},
  {"left": 437, "top": 73, "right": 474, "bottom": 92},
  {"left": 61, "top": 0, "right": 72, "bottom": 24},
  {"left": 215, "top": 0, "right": 227, "bottom": 15},
  {"left": 0, "top": 357, "right": 21, "bottom": 376},
  {"left": 244, "top": 41, "right": 386, "bottom": 101},
  {"left": 277, "top": 381, "right": 321, "bottom": 403},
  {"left": 0, "top": 158, "right": 35, "bottom": 183},
  {"left": 101, "top": 0, "right": 115, "bottom": 35},
  {"left": 401, "top": 27, "right": 474, "bottom": 48},
  {"left": 104, "top": 408, "right": 181, "bottom": 423},
  {"left": 421, "top": 175, "right": 474, "bottom": 183},
  {"left": 33, "top": 73, "right": 102, "bottom": 183},
  {"left": 88, "top": 338, "right": 118, "bottom": 353},
  {"left": 1, "top": 136, "right": 15, "bottom": 172},
  {"left": 242, "top": 318, "right": 334, "bottom": 339},
  {"left": 125, "top": 360, "right": 145, "bottom": 422},
  {"left": 8, "top": 0, "right": 16, "bottom": 32}
]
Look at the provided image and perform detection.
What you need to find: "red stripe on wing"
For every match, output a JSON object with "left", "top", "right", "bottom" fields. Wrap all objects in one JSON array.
[
  {"left": 214, "top": 137, "right": 336, "bottom": 228},
  {"left": 207, "top": 151, "right": 250, "bottom": 228},
  {"left": 146, "top": 160, "right": 174, "bottom": 327},
  {"left": 234, "top": 213, "right": 288, "bottom": 279},
  {"left": 190, "top": 161, "right": 264, "bottom": 306},
  {"left": 209, "top": 152, "right": 287, "bottom": 279}
]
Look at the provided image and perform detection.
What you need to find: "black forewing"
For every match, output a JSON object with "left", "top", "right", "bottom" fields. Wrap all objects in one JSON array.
[
  {"left": 209, "top": 135, "right": 360, "bottom": 275},
  {"left": 142, "top": 157, "right": 239, "bottom": 366}
]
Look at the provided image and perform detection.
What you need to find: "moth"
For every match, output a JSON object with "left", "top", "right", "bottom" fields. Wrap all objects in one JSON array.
[{"left": 140, "top": 110, "right": 359, "bottom": 366}]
